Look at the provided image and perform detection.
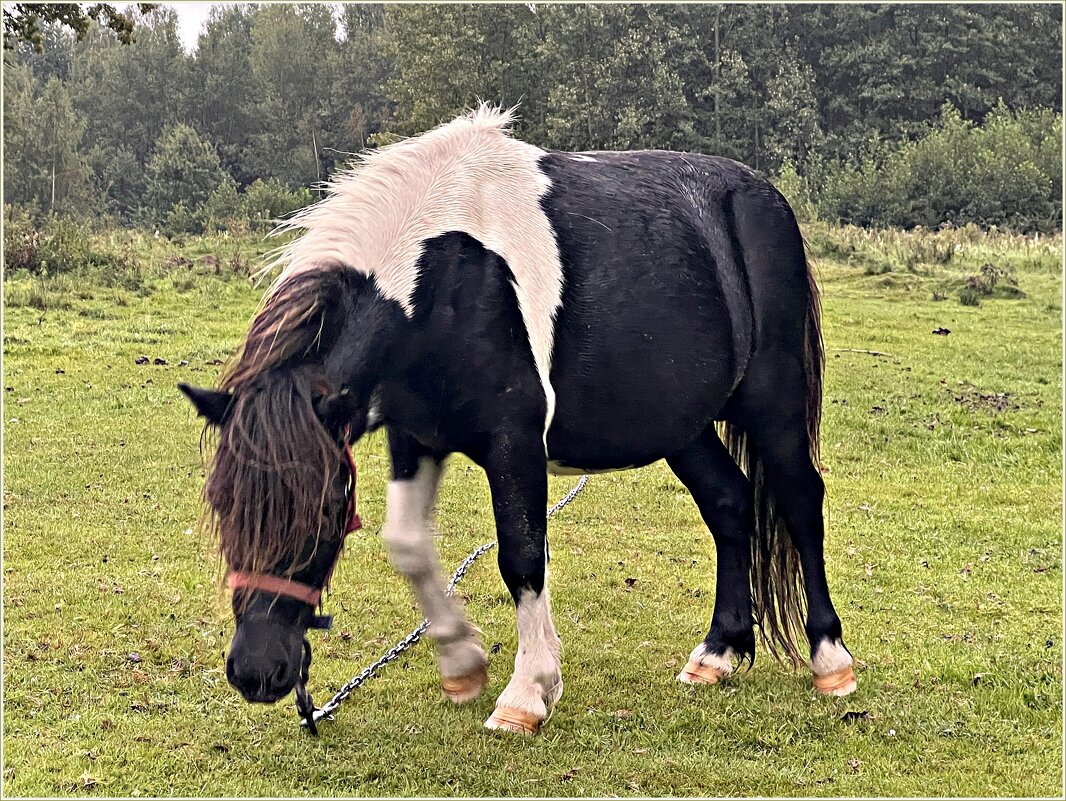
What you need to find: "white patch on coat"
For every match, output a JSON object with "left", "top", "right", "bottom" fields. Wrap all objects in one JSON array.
[
  {"left": 493, "top": 587, "right": 563, "bottom": 720},
  {"left": 381, "top": 458, "right": 485, "bottom": 679},
  {"left": 260, "top": 104, "right": 563, "bottom": 443},
  {"left": 810, "top": 638, "right": 852, "bottom": 676},
  {"left": 569, "top": 154, "right": 598, "bottom": 162},
  {"left": 680, "top": 641, "right": 735, "bottom": 679}
]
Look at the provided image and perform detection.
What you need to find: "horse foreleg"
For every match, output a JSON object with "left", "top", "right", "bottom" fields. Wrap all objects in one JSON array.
[
  {"left": 383, "top": 447, "right": 488, "bottom": 703},
  {"left": 483, "top": 439, "right": 561, "bottom": 735}
]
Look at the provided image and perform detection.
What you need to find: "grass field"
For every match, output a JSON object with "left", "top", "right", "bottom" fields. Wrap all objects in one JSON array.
[{"left": 3, "top": 225, "right": 1062, "bottom": 797}]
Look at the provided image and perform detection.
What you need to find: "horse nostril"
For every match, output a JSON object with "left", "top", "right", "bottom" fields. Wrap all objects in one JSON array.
[{"left": 271, "top": 663, "right": 289, "bottom": 690}]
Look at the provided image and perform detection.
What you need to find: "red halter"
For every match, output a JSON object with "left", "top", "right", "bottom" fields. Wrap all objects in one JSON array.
[{"left": 227, "top": 441, "right": 362, "bottom": 609}]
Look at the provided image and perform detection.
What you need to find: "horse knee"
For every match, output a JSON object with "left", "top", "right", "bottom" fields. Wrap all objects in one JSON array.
[{"left": 383, "top": 522, "right": 434, "bottom": 578}]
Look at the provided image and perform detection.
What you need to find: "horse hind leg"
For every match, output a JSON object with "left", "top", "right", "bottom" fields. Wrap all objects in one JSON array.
[
  {"left": 736, "top": 365, "right": 856, "bottom": 696},
  {"left": 667, "top": 425, "right": 757, "bottom": 685}
]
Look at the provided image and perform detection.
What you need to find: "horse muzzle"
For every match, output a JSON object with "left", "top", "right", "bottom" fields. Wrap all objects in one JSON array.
[{"left": 226, "top": 618, "right": 306, "bottom": 703}]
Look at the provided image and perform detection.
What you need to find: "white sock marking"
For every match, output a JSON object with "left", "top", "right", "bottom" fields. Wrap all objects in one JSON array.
[
  {"left": 493, "top": 586, "right": 563, "bottom": 720},
  {"left": 810, "top": 638, "right": 852, "bottom": 676},
  {"left": 680, "top": 642, "right": 735, "bottom": 679},
  {"left": 382, "top": 458, "right": 484, "bottom": 679}
]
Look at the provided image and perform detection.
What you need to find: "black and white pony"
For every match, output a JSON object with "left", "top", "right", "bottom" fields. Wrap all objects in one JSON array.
[{"left": 180, "top": 105, "right": 855, "bottom": 736}]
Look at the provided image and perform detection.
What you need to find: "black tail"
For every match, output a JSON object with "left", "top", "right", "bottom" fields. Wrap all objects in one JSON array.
[{"left": 719, "top": 254, "right": 823, "bottom": 666}]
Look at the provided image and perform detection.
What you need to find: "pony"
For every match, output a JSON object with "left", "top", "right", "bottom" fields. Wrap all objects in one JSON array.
[{"left": 179, "top": 105, "right": 856, "bottom": 736}]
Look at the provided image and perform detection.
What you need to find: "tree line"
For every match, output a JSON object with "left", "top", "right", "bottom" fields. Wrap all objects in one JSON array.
[{"left": 3, "top": 3, "right": 1061, "bottom": 234}]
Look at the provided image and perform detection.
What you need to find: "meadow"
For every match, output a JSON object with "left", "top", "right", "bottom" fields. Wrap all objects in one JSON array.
[{"left": 2, "top": 224, "right": 1062, "bottom": 797}]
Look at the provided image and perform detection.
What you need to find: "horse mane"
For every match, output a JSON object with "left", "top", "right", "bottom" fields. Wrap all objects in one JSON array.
[
  {"left": 255, "top": 102, "right": 531, "bottom": 316},
  {"left": 204, "top": 268, "right": 349, "bottom": 580}
]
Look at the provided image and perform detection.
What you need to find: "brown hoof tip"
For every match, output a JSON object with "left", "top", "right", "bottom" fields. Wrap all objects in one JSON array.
[
  {"left": 441, "top": 663, "right": 488, "bottom": 704},
  {"left": 677, "top": 659, "right": 727, "bottom": 685},
  {"left": 813, "top": 665, "right": 858, "bottom": 696},
  {"left": 484, "top": 706, "right": 541, "bottom": 736}
]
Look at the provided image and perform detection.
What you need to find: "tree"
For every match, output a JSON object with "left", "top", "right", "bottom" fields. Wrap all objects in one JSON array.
[
  {"left": 764, "top": 45, "right": 823, "bottom": 168},
  {"left": 3, "top": 3, "right": 157, "bottom": 52},
  {"left": 243, "top": 4, "right": 344, "bottom": 186},
  {"left": 143, "top": 124, "right": 232, "bottom": 229},
  {"left": 3, "top": 64, "right": 91, "bottom": 215}
]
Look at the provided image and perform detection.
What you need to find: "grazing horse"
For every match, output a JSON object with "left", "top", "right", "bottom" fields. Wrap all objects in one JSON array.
[{"left": 179, "top": 105, "right": 856, "bottom": 736}]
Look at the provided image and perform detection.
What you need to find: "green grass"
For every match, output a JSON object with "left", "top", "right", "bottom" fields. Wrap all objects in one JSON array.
[{"left": 3, "top": 227, "right": 1062, "bottom": 797}]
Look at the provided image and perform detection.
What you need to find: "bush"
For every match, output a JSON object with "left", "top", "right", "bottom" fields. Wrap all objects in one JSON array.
[
  {"left": 144, "top": 124, "right": 232, "bottom": 233},
  {"left": 772, "top": 160, "right": 817, "bottom": 223},
  {"left": 241, "top": 178, "right": 313, "bottom": 231},
  {"left": 815, "top": 103, "right": 1062, "bottom": 233},
  {"left": 201, "top": 181, "right": 242, "bottom": 234},
  {"left": 3, "top": 204, "right": 41, "bottom": 271},
  {"left": 37, "top": 216, "right": 99, "bottom": 273}
]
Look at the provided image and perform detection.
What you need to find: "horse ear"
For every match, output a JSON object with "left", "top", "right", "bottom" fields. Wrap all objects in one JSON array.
[
  {"left": 315, "top": 388, "right": 361, "bottom": 438},
  {"left": 178, "top": 383, "right": 233, "bottom": 426}
]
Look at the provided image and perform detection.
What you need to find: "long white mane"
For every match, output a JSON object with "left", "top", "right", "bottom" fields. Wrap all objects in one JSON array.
[{"left": 260, "top": 104, "right": 565, "bottom": 439}]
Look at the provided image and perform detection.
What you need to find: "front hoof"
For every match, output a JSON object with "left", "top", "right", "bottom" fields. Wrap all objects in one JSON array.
[
  {"left": 813, "top": 665, "right": 858, "bottom": 696},
  {"left": 677, "top": 659, "right": 728, "bottom": 685},
  {"left": 484, "top": 706, "right": 541, "bottom": 736},
  {"left": 441, "top": 663, "right": 488, "bottom": 704}
]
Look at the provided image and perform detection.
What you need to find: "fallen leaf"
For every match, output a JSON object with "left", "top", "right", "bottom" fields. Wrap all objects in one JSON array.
[
  {"left": 840, "top": 710, "right": 870, "bottom": 723},
  {"left": 153, "top": 357, "right": 167, "bottom": 365},
  {"left": 932, "top": 327, "right": 951, "bottom": 336},
  {"left": 135, "top": 355, "right": 149, "bottom": 365},
  {"left": 127, "top": 652, "right": 143, "bottom": 664}
]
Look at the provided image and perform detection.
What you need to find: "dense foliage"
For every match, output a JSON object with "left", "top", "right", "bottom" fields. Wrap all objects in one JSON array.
[{"left": 2, "top": 3, "right": 1061, "bottom": 233}]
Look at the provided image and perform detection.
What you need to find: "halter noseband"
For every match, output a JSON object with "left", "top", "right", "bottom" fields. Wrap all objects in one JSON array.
[{"left": 226, "top": 440, "right": 362, "bottom": 625}]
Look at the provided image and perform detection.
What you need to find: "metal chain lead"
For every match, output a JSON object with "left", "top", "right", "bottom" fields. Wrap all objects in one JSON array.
[{"left": 302, "top": 474, "right": 589, "bottom": 727}]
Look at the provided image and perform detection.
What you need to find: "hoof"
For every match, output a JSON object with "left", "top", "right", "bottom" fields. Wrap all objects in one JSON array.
[
  {"left": 677, "top": 658, "right": 728, "bottom": 685},
  {"left": 813, "top": 665, "right": 857, "bottom": 696},
  {"left": 484, "top": 706, "right": 541, "bottom": 736},
  {"left": 441, "top": 663, "right": 488, "bottom": 704}
]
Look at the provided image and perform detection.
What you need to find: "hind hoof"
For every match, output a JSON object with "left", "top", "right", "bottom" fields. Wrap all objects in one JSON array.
[
  {"left": 484, "top": 706, "right": 541, "bottom": 736},
  {"left": 813, "top": 665, "right": 857, "bottom": 696},
  {"left": 677, "top": 659, "right": 728, "bottom": 685},
  {"left": 441, "top": 663, "right": 489, "bottom": 704}
]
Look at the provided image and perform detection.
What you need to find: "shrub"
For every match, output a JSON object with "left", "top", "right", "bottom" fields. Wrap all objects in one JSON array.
[
  {"left": 37, "top": 216, "right": 97, "bottom": 273},
  {"left": 201, "top": 181, "right": 242, "bottom": 234},
  {"left": 772, "top": 160, "right": 817, "bottom": 223},
  {"left": 814, "top": 103, "right": 1062, "bottom": 233},
  {"left": 3, "top": 204, "right": 41, "bottom": 271},
  {"left": 242, "top": 178, "right": 313, "bottom": 231},
  {"left": 144, "top": 124, "right": 232, "bottom": 233}
]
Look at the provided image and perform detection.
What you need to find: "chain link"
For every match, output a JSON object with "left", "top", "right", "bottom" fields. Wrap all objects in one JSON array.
[{"left": 301, "top": 474, "right": 589, "bottom": 728}]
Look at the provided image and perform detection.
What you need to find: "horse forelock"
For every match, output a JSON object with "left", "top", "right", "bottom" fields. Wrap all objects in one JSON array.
[
  {"left": 205, "top": 270, "right": 350, "bottom": 585},
  {"left": 203, "top": 363, "right": 339, "bottom": 584}
]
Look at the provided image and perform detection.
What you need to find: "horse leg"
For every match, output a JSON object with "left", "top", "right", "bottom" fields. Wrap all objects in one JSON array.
[
  {"left": 384, "top": 431, "right": 488, "bottom": 703},
  {"left": 743, "top": 379, "right": 856, "bottom": 696},
  {"left": 482, "top": 436, "right": 561, "bottom": 735},
  {"left": 667, "top": 426, "right": 756, "bottom": 684}
]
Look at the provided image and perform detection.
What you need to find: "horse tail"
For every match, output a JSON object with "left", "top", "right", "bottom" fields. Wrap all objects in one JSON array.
[{"left": 719, "top": 250, "right": 821, "bottom": 667}]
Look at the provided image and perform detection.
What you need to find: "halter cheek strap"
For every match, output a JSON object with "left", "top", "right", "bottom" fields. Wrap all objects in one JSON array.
[{"left": 227, "top": 442, "right": 363, "bottom": 625}]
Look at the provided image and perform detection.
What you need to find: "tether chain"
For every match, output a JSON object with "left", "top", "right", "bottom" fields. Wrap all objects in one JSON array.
[{"left": 300, "top": 474, "right": 589, "bottom": 729}]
